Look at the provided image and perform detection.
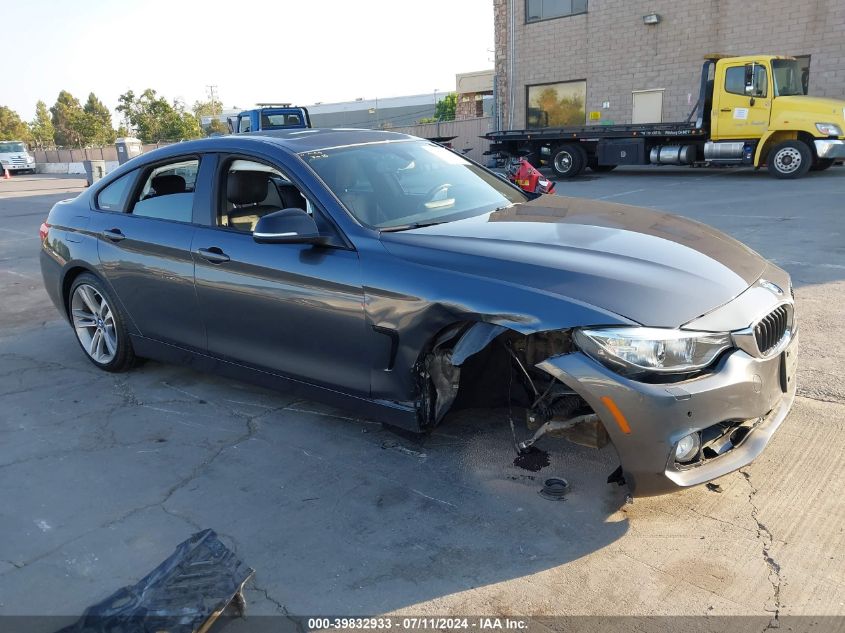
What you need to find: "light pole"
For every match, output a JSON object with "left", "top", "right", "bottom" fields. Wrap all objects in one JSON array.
[{"left": 433, "top": 88, "right": 438, "bottom": 121}]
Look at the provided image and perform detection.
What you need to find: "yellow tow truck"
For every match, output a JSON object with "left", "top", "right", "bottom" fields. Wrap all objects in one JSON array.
[{"left": 487, "top": 54, "right": 845, "bottom": 179}]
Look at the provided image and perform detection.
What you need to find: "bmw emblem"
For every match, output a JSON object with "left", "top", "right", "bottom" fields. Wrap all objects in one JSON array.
[{"left": 760, "top": 279, "right": 783, "bottom": 295}]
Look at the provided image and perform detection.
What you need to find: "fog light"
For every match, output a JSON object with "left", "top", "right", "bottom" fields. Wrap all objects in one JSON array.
[{"left": 675, "top": 432, "right": 701, "bottom": 463}]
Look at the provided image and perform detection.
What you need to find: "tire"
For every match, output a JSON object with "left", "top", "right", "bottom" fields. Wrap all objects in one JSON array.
[
  {"left": 68, "top": 273, "right": 136, "bottom": 372},
  {"left": 550, "top": 144, "right": 587, "bottom": 178},
  {"left": 810, "top": 157, "right": 835, "bottom": 172},
  {"left": 767, "top": 140, "right": 812, "bottom": 179}
]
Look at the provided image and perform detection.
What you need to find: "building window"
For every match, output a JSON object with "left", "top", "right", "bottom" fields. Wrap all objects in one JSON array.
[
  {"left": 526, "top": 0, "right": 587, "bottom": 23},
  {"left": 526, "top": 80, "right": 586, "bottom": 128}
]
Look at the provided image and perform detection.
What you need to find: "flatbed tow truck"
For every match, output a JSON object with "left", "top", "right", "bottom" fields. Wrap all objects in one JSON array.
[{"left": 486, "top": 55, "right": 845, "bottom": 179}]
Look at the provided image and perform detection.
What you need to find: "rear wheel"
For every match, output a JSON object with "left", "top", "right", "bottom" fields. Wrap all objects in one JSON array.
[
  {"left": 69, "top": 273, "right": 136, "bottom": 372},
  {"left": 767, "top": 140, "right": 812, "bottom": 179},
  {"left": 810, "top": 157, "right": 835, "bottom": 172},
  {"left": 550, "top": 144, "right": 587, "bottom": 178}
]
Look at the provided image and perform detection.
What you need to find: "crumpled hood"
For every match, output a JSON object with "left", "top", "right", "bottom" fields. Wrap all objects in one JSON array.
[{"left": 379, "top": 196, "right": 769, "bottom": 328}]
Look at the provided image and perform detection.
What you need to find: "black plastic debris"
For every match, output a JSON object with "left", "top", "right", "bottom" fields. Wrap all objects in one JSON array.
[
  {"left": 57, "top": 529, "right": 254, "bottom": 633},
  {"left": 706, "top": 482, "right": 724, "bottom": 493},
  {"left": 538, "top": 477, "right": 570, "bottom": 500}
]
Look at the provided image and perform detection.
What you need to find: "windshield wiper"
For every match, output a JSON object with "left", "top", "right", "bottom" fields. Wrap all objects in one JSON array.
[{"left": 379, "top": 220, "right": 447, "bottom": 232}]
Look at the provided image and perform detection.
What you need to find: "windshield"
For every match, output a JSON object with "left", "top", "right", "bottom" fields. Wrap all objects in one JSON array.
[
  {"left": 0, "top": 142, "right": 27, "bottom": 153},
  {"left": 772, "top": 59, "right": 807, "bottom": 96},
  {"left": 301, "top": 141, "right": 529, "bottom": 229}
]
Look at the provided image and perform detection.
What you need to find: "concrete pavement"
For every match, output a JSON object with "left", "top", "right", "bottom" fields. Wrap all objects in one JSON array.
[{"left": 0, "top": 169, "right": 843, "bottom": 629}]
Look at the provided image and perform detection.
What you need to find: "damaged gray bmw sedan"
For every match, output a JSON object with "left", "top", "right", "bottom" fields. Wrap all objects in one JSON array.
[{"left": 39, "top": 129, "right": 798, "bottom": 495}]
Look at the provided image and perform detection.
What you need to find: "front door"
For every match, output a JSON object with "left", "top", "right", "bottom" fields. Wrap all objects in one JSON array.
[
  {"left": 713, "top": 61, "right": 772, "bottom": 139},
  {"left": 90, "top": 156, "right": 205, "bottom": 350},
  {"left": 191, "top": 155, "right": 370, "bottom": 395}
]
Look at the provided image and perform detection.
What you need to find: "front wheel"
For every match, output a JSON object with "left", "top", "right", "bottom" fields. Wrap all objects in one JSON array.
[
  {"left": 69, "top": 273, "right": 136, "bottom": 371},
  {"left": 550, "top": 144, "right": 587, "bottom": 178},
  {"left": 767, "top": 140, "right": 812, "bottom": 179}
]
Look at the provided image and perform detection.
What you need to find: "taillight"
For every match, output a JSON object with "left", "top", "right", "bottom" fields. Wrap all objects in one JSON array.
[{"left": 39, "top": 221, "right": 50, "bottom": 242}]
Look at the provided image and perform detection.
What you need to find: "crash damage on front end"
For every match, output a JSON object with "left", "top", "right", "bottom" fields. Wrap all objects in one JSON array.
[
  {"left": 370, "top": 195, "right": 799, "bottom": 496},
  {"left": 412, "top": 271, "right": 798, "bottom": 497}
]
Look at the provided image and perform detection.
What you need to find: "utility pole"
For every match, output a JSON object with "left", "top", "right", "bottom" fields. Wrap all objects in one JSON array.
[{"left": 206, "top": 85, "right": 219, "bottom": 115}]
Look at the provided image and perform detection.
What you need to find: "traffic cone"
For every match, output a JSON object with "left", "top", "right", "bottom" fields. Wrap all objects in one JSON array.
[{"left": 2, "top": 168, "right": 9, "bottom": 180}]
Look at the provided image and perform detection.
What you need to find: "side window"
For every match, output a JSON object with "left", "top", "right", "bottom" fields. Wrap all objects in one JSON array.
[
  {"left": 725, "top": 64, "right": 767, "bottom": 97},
  {"left": 130, "top": 159, "right": 199, "bottom": 223},
  {"left": 96, "top": 172, "right": 136, "bottom": 212},
  {"left": 238, "top": 117, "right": 251, "bottom": 133},
  {"left": 725, "top": 66, "right": 746, "bottom": 95},
  {"left": 220, "top": 158, "right": 310, "bottom": 233}
]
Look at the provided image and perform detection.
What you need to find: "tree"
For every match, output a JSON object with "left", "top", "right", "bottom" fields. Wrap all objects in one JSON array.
[
  {"left": 29, "top": 101, "right": 55, "bottom": 148},
  {"left": 418, "top": 92, "right": 457, "bottom": 124},
  {"left": 117, "top": 89, "right": 203, "bottom": 143},
  {"left": 435, "top": 92, "right": 457, "bottom": 121},
  {"left": 50, "top": 91, "right": 87, "bottom": 147},
  {"left": 81, "top": 93, "right": 116, "bottom": 145},
  {"left": 193, "top": 99, "right": 229, "bottom": 135},
  {"left": 0, "top": 106, "right": 31, "bottom": 141}
]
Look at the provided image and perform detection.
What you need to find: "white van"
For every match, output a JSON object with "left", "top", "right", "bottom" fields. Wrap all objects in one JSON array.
[{"left": 0, "top": 141, "right": 36, "bottom": 174}]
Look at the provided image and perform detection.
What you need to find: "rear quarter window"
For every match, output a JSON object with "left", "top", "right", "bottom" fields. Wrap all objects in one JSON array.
[{"left": 96, "top": 172, "right": 136, "bottom": 212}]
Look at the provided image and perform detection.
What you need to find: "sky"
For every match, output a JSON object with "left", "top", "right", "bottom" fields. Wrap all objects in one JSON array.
[{"left": 2, "top": 0, "right": 494, "bottom": 123}]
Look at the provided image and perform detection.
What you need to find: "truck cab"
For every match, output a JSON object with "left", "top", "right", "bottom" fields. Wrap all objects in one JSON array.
[
  {"left": 709, "top": 55, "right": 845, "bottom": 176},
  {"left": 0, "top": 140, "right": 36, "bottom": 174},
  {"left": 228, "top": 104, "right": 311, "bottom": 134}
]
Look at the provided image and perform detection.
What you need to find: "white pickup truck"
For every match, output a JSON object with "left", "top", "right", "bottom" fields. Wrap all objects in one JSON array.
[{"left": 0, "top": 141, "right": 36, "bottom": 174}]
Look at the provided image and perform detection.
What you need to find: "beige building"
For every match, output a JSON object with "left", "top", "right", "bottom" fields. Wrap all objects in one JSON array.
[{"left": 494, "top": 0, "right": 845, "bottom": 130}]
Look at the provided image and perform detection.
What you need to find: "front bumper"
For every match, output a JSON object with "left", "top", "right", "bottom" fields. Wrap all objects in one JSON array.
[
  {"left": 538, "top": 329, "right": 798, "bottom": 496},
  {"left": 814, "top": 139, "right": 845, "bottom": 160}
]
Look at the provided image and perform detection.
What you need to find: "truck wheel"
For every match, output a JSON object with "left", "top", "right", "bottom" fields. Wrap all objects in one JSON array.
[
  {"left": 551, "top": 144, "right": 586, "bottom": 178},
  {"left": 767, "top": 140, "right": 812, "bottom": 179},
  {"left": 810, "top": 158, "right": 835, "bottom": 172}
]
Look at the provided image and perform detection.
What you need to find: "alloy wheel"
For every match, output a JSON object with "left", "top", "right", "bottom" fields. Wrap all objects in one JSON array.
[{"left": 71, "top": 283, "right": 118, "bottom": 364}]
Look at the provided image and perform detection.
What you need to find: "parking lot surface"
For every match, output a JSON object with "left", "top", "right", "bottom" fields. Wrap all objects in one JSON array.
[{"left": 0, "top": 169, "right": 843, "bottom": 628}]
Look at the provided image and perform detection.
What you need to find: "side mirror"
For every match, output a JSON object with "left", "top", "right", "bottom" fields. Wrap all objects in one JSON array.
[{"left": 253, "top": 208, "right": 328, "bottom": 245}]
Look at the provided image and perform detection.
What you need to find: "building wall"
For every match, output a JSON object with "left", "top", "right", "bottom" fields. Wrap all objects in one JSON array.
[{"left": 494, "top": 0, "right": 845, "bottom": 129}]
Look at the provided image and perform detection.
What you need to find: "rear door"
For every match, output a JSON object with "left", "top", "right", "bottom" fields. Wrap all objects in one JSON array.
[
  {"left": 713, "top": 61, "right": 772, "bottom": 139},
  {"left": 90, "top": 156, "right": 206, "bottom": 350},
  {"left": 191, "top": 152, "right": 370, "bottom": 395}
]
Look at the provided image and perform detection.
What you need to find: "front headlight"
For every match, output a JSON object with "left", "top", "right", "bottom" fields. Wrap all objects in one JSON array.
[
  {"left": 26, "top": 156, "right": 34, "bottom": 163},
  {"left": 573, "top": 327, "right": 732, "bottom": 377},
  {"left": 816, "top": 122, "right": 843, "bottom": 136}
]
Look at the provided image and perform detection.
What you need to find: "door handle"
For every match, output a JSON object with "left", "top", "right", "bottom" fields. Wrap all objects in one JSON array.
[
  {"left": 101, "top": 228, "right": 126, "bottom": 242},
  {"left": 196, "top": 247, "right": 230, "bottom": 264},
  {"left": 720, "top": 108, "right": 732, "bottom": 112}
]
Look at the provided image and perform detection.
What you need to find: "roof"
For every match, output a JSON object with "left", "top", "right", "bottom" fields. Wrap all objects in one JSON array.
[
  {"left": 246, "top": 128, "right": 418, "bottom": 152},
  {"left": 305, "top": 93, "right": 437, "bottom": 115},
  {"left": 113, "top": 129, "right": 422, "bottom": 171}
]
